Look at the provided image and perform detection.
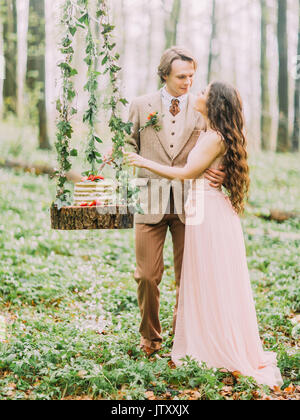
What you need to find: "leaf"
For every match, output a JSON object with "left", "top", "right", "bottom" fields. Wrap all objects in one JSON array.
[
  {"left": 145, "top": 391, "right": 156, "bottom": 400},
  {"left": 101, "top": 55, "right": 109, "bottom": 65},
  {"left": 96, "top": 10, "right": 105, "bottom": 18},
  {"left": 56, "top": 99, "right": 62, "bottom": 112},
  {"left": 108, "top": 43, "right": 116, "bottom": 51},
  {"left": 70, "top": 149, "right": 78, "bottom": 157},
  {"left": 232, "top": 371, "right": 242, "bottom": 380},
  {"left": 69, "top": 26, "right": 77, "bottom": 37},
  {"left": 284, "top": 384, "right": 296, "bottom": 394},
  {"left": 70, "top": 68, "right": 78, "bottom": 77},
  {"left": 78, "top": 13, "right": 89, "bottom": 25},
  {"left": 119, "top": 98, "right": 128, "bottom": 106}
]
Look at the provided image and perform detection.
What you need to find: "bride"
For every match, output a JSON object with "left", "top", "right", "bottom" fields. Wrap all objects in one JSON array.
[{"left": 126, "top": 81, "right": 283, "bottom": 389}]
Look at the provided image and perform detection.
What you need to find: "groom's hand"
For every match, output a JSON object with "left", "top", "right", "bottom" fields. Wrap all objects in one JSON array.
[{"left": 204, "top": 166, "right": 226, "bottom": 189}]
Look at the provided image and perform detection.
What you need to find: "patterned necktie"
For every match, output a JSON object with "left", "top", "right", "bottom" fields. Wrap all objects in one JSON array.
[{"left": 170, "top": 99, "right": 180, "bottom": 117}]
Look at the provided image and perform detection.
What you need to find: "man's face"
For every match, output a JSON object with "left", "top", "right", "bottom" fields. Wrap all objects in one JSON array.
[{"left": 164, "top": 59, "right": 195, "bottom": 97}]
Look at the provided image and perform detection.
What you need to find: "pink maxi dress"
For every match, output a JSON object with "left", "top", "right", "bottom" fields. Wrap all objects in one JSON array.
[{"left": 171, "top": 132, "right": 283, "bottom": 388}]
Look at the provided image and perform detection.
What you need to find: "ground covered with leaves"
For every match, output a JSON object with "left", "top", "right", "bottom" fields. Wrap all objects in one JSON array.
[{"left": 0, "top": 143, "right": 299, "bottom": 400}]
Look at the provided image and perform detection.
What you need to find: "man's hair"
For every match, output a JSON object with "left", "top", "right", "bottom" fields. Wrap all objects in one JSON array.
[{"left": 158, "top": 46, "right": 198, "bottom": 84}]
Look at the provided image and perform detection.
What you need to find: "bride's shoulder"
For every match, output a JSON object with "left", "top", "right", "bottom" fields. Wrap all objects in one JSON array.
[
  {"left": 203, "top": 130, "right": 224, "bottom": 144},
  {"left": 200, "top": 131, "right": 226, "bottom": 154}
]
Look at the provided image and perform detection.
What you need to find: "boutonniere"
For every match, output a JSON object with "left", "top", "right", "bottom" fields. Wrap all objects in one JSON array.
[{"left": 139, "top": 112, "right": 163, "bottom": 133}]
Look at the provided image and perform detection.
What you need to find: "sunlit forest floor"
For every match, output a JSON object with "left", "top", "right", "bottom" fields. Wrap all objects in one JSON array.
[{"left": 0, "top": 122, "right": 299, "bottom": 400}]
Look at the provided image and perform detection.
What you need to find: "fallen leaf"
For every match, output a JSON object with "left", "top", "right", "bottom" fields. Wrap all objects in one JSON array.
[
  {"left": 284, "top": 384, "right": 296, "bottom": 394},
  {"left": 222, "top": 376, "right": 234, "bottom": 386},
  {"left": 168, "top": 360, "right": 176, "bottom": 369},
  {"left": 232, "top": 371, "right": 242, "bottom": 379},
  {"left": 145, "top": 391, "right": 156, "bottom": 400}
]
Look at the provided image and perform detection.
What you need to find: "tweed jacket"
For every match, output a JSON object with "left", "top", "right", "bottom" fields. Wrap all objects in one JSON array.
[{"left": 126, "top": 90, "right": 204, "bottom": 224}]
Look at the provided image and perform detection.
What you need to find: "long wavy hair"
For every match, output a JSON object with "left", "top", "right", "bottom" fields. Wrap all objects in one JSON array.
[{"left": 206, "top": 81, "right": 250, "bottom": 215}]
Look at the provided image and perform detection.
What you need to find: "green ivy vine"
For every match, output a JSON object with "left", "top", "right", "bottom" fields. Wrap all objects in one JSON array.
[
  {"left": 98, "top": 0, "right": 140, "bottom": 209},
  {"left": 54, "top": 0, "right": 78, "bottom": 209},
  {"left": 77, "top": 0, "right": 103, "bottom": 176}
]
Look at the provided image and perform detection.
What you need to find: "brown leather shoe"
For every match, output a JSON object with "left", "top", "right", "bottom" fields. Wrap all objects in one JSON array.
[{"left": 140, "top": 345, "right": 160, "bottom": 358}]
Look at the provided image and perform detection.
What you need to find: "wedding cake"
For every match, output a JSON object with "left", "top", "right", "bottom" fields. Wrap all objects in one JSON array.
[{"left": 74, "top": 178, "right": 116, "bottom": 206}]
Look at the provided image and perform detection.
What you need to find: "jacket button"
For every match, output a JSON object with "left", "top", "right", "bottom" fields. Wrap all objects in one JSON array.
[
  {"left": 171, "top": 132, "right": 175, "bottom": 136},
  {"left": 170, "top": 144, "right": 174, "bottom": 148}
]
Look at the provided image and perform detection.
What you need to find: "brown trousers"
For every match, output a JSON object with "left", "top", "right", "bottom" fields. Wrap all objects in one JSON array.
[{"left": 134, "top": 190, "right": 185, "bottom": 350}]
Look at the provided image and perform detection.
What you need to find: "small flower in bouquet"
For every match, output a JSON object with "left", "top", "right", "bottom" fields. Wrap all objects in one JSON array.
[{"left": 139, "top": 112, "right": 162, "bottom": 133}]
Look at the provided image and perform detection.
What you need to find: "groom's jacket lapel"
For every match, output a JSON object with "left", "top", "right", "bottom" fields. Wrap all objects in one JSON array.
[{"left": 146, "top": 92, "right": 171, "bottom": 159}]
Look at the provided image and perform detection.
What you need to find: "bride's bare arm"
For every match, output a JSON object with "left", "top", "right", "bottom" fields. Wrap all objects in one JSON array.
[{"left": 126, "top": 133, "right": 224, "bottom": 181}]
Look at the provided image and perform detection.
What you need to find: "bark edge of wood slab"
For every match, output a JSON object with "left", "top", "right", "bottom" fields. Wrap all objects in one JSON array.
[{"left": 50, "top": 204, "right": 134, "bottom": 230}]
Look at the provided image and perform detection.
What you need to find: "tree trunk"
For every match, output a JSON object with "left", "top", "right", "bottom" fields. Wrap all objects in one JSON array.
[
  {"left": 17, "top": 0, "right": 29, "bottom": 119},
  {"left": 292, "top": 0, "right": 300, "bottom": 152},
  {"left": 207, "top": 0, "right": 217, "bottom": 84},
  {"left": 2, "top": 0, "right": 17, "bottom": 116},
  {"left": 164, "top": 0, "right": 181, "bottom": 50},
  {"left": 260, "top": 0, "right": 271, "bottom": 150},
  {"left": 276, "top": 0, "right": 289, "bottom": 152},
  {"left": 26, "top": 0, "right": 50, "bottom": 150}
]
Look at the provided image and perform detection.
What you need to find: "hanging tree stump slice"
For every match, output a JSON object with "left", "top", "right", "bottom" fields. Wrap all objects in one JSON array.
[{"left": 50, "top": 205, "right": 134, "bottom": 230}]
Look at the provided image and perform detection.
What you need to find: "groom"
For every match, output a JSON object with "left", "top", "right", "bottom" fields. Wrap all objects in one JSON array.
[{"left": 126, "top": 46, "right": 225, "bottom": 356}]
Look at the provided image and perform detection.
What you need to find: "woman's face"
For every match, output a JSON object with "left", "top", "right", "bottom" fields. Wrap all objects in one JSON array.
[{"left": 195, "top": 84, "right": 211, "bottom": 115}]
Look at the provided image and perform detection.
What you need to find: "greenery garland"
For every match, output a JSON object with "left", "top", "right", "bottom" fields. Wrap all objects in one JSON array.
[
  {"left": 77, "top": 0, "right": 103, "bottom": 176},
  {"left": 54, "top": 0, "right": 78, "bottom": 209},
  {"left": 98, "top": 0, "right": 140, "bottom": 209}
]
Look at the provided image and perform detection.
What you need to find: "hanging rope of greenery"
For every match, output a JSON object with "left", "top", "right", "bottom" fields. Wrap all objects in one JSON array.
[
  {"left": 97, "top": 0, "right": 140, "bottom": 207},
  {"left": 77, "top": 0, "right": 104, "bottom": 176},
  {"left": 54, "top": 0, "right": 78, "bottom": 210}
]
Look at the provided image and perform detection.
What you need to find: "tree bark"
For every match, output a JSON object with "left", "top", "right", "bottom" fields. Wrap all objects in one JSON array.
[
  {"left": 17, "top": 0, "right": 29, "bottom": 119},
  {"left": 51, "top": 205, "right": 134, "bottom": 230},
  {"left": 260, "top": 0, "right": 272, "bottom": 150},
  {"left": 292, "top": 0, "right": 300, "bottom": 152},
  {"left": 26, "top": 0, "right": 50, "bottom": 150},
  {"left": 164, "top": 0, "right": 181, "bottom": 50},
  {"left": 276, "top": 0, "right": 289, "bottom": 152},
  {"left": 2, "top": 0, "right": 17, "bottom": 116},
  {"left": 207, "top": 0, "right": 217, "bottom": 84}
]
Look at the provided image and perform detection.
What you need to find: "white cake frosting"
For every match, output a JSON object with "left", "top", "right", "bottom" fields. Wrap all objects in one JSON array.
[{"left": 74, "top": 180, "right": 116, "bottom": 206}]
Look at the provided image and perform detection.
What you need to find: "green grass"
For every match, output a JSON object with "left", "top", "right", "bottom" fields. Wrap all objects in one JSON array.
[{"left": 0, "top": 138, "right": 299, "bottom": 399}]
